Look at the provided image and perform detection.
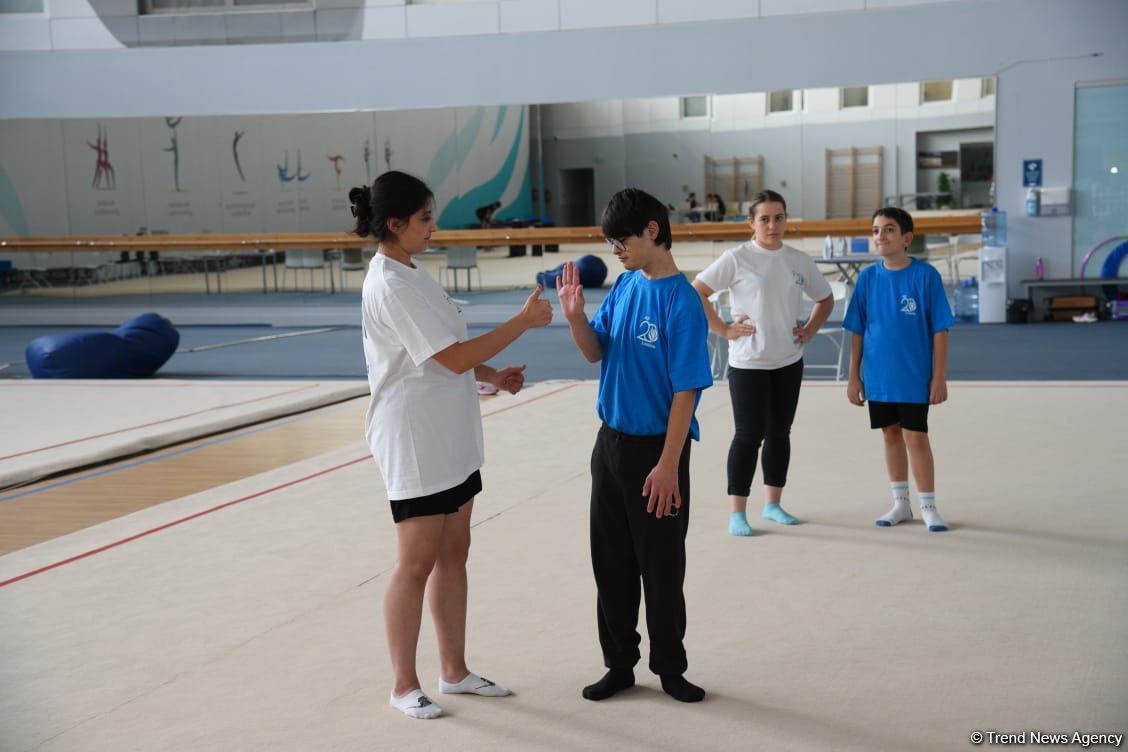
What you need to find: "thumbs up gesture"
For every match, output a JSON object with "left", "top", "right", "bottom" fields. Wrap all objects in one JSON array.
[{"left": 519, "top": 284, "right": 553, "bottom": 329}]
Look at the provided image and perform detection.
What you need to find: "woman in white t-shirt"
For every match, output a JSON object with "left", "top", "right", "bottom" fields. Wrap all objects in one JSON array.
[
  {"left": 350, "top": 171, "right": 553, "bottom": 719},
  {"left": 692, "top": 190, "right": 834, "bottom": 536}
]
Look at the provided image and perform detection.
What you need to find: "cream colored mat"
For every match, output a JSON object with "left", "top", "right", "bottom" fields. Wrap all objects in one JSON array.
[
  {"left": 0, "top": 380, "right": 369, "bottom": 488},
  {"left": 1, "top": 381, "right": 1124, "bottom": 751}
]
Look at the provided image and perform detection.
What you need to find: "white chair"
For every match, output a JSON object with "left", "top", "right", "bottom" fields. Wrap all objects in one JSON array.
[
  {"left": 804, "top": 281, "right": 850, "bottom": 381},
  {"left": 947, "top": 234, "right": 982, "bottom": 285},
  {"left": 282, "top": 248, "right": 332, "bottom": 292},
  {"left": 16, "top": 253, "right": 51, "bottom": 293},
  {"left": 439, "top": 246, "right": 481, "bottom": 292},
  {"left": 337, "top": 247, "right": 371, "bottom": 291}
]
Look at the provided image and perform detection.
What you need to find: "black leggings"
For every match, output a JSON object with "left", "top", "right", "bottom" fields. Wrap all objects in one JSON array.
[{"left": 726, "top": 359, "right": 804, "bottom": 496}]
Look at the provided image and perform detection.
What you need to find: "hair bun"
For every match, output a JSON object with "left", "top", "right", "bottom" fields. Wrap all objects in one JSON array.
[
  {"left": 349, "top": 185, "right": 373, "bottom": 237},
  {"left": 348, "top": 185, "right": 371, "bottom": 217}
]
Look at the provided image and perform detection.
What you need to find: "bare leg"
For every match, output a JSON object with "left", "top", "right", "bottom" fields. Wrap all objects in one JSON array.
[
  {"left": 729, "top": 494, "right": 749, "bottom": 515},
  {"left": 882, "top": 425, "right": 909, "bottom": 483},
  {"left": 876, "top": 425, "right": 913, "bottom": 526},
  {"left": 428, "top": 500, "right": 473, "bottom": 684},
  {"left": 902, "top": 429, "right": 935, "bottom": 492},
  {"left": 385, "top": 514, "right": 443, "bottom": 698}
]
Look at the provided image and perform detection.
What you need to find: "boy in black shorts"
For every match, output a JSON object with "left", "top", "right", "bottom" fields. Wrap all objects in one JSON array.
[{"left": 843, "top": 207, "right": 955, "bottom": 531}]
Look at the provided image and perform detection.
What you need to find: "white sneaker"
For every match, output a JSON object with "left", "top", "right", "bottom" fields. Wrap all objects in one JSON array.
[{"left": 1072, "top": 311, "right": 1098, "bottom": 323}]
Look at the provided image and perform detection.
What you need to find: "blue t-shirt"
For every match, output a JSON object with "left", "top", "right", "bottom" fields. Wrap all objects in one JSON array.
[
  {"left": 842, "top": 259, "right": 954, "bottom": 404},
  {"left": 590, "top": 270, "right": 713, "bottom": 438}
]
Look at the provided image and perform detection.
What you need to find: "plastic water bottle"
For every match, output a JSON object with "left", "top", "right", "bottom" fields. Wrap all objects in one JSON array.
[
  {"left": 981, "top": 207, "right": 1007, "bottom": 247},
  {"left": 953, "top": 278, "right": 979, "bottom": 321},
  {"left": 966, "top": 279, "right": 979, "bottom": 321},
  {"left": 1025, "top": 187, "right": 1041, "bottom": 217},
  {"left": 1035, "top": 256, "right": 1045, "bottom": 279}
]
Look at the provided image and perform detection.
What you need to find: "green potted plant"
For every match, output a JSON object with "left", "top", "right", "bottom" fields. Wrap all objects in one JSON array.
[{"left": 937, "top": 171, "right": 953, "bottom": 209}]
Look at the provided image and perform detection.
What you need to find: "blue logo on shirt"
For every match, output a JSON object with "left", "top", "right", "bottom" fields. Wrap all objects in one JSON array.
[
  {"left": 636, "top": 316, "right": 659, "bottom": 348},
  {"left": 792, "top": 271, "right": 805, "bottom": 287},
  {"left": 900, "top": 295, "right": 918, "bottom": 315}
]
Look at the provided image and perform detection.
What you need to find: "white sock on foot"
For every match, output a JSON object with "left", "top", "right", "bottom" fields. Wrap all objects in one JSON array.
[
  {"left": 876, "top": 482, "right": 913, "bottom": 527},
  {"left": 390, "top": 689, "right": 444, "bottom": 719},
  {"left": 439, "top": 672, "right": 511, "bottom": 697},
  {"left": 919, "top": 492, "right": 949, "bottom": 531}
]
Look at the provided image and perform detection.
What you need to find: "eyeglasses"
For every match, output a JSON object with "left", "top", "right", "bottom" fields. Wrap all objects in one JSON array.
[{"left": 605, "top": 237, "right": 628, "bottom": 252}]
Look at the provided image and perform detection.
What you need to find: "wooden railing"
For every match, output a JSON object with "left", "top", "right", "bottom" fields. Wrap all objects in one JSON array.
[{"left": 0, "top": 214, "right": 981, "bottom": 253}]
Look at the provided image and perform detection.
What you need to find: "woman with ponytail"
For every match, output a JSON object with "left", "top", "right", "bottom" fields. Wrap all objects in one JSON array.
[{"left": 351, "top": 171, "right": 553, "bottom": 719}]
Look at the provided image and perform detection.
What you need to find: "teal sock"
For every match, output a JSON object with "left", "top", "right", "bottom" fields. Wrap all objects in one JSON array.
[
  {"left": 728, "top": 512, "right": 753, "bottom": 536},
  {"left": 762, "top": 503, "right": 800, "bottom": 525}
]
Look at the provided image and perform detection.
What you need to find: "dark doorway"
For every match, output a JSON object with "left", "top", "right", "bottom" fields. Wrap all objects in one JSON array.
[
  {"left": 960, "top": 142, "right": 994, "bottom": 208},
  {"left": 559, "top": 168, "right": 595, "bottom": 227}
]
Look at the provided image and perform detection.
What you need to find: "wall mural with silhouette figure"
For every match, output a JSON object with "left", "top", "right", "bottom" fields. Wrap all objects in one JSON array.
[{"left": 0, "top": 105, "right": 532, "bottom": 236}]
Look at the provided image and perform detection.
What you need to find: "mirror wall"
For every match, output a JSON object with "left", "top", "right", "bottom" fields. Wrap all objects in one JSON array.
[{"left": 0, "top": 76, "right": 997, "bottom": 301}]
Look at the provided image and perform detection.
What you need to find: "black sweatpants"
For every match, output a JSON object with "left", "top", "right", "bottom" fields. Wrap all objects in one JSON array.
[
  {"left": 726, "top": 359, "right": 804, "bottom": 496},
  {"left": 590, "top": 424, "right": 691, "bottom": 676}
]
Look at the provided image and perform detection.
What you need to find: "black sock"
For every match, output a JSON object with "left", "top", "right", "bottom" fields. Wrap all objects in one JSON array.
[
  {"left": 660, "top": 674, "right": 705, "bottom": 703},
  {"left": 582, "top": 669, "right": 635, "bottom": 701}
]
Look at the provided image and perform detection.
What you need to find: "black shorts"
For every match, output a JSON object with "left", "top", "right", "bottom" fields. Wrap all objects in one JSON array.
[
  {"left": 868, "top": 401, "right": 929, "bottom": 433},
  {"left": 389, "top": 470, "right": 482, "bottom": 524}
]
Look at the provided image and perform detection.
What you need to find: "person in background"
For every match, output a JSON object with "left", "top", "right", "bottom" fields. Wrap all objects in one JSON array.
[
  {"left": 843, "top": 206, "right": 954, "bottom": 533},
  {"left": 692, "top": 190, "right": 834, "bottom": 536}
]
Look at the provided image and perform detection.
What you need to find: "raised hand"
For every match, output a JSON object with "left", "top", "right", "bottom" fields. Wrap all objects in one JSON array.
[
  {"left": 555, "top": 262, "right": 587, "bottom": 323},
  {"left": 725, "top": 314, "right": 756, "bottom": 341},
  {"left": 520, "top": 284, "right": 553, "bottom": 329}
]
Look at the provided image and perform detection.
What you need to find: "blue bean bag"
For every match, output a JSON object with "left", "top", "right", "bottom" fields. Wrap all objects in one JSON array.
[
  {"left": 26, "top": 313, "right": 180, "bottom": 379},
  {"left": 536, "top": 254, "right": 608, "bottom": 289}
]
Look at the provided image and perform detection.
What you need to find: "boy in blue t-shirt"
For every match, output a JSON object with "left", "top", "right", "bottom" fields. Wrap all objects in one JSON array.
[
  {"left": 843, "top": 207, "right": 955, "bottom": 532},
  {"left": 557, "top": 188, "right": 713, "bottom": 704}
]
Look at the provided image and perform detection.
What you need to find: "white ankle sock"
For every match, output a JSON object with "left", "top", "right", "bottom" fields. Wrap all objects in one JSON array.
[
  {"left": 439, "top": 672, "right": 511, "bottom": 697},
  {"left": 919, "top": 492, "right": 949, "bottom": 532},
  {"left": 876, "top": 482, "right": 913, "bottom": 527},
  {"left": 390, "top": 689, "right": 444, "bottom": 719}
]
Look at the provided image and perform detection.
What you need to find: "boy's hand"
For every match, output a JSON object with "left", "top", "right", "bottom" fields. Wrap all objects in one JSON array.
[
  {"left": 847, "top": 378, "right": 865, "bottom": 406},
  {"left": 929, "top": 378, "right": 948, "bottom": 405},
  {"left": 490, "top": 365, "right": 526, "bottom": 395},
  {"left": 725, "top": 315, "right": 756, "bottom": 341},
  {"left": 555, "top": 262, "right": 586, "bottom": 323},
  {"left": 642, "top": 462, "right": 681, "bottom": 519},
  {"left": 519, "top": 285, "right": 553, "bottom": 329}
]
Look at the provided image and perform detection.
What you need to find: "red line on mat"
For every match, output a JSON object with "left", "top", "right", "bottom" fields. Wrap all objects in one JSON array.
[
  {"left": 0, "top": 382, "right": 580, "bottom": 589},
  {"left": 0, "top": 456, "right": 368, "bottom": 588},
  {"left": 0, "top": 384, "right": 322, "bottom": 462}
]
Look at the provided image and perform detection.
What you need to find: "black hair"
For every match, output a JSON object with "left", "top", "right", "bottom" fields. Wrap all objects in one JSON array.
[
  {"left": 748, "top": 189, "right": 788, "bottom": 217},
  {"left": 348, "top": 170, "right": 434, "bottom": 241},
  {"left": 872, "top": 206, "right": 914, "bottom": 234},
  {"left": 600, "top": 188, "right": 673, "bottom": 250}
]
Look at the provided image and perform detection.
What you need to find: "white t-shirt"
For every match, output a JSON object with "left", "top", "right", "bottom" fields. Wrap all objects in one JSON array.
[
  {"left": 696, "top": 240, "right": 833, "bottom": 370},
  {"left": 361, "top": 253, "right": 484, "bottom": 500}
]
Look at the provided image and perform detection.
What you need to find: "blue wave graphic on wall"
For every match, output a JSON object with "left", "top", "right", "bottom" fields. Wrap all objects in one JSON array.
[
  {"left": 427, "top": 108, "right": 484, "bottom": 192},
  {"left": 490, "top": 106, "right": 507, "bottom": 145},
  {"left": 438, "top": 107, "right": 531, "bottom": 228},
  {"left": 0, "top": 163, "right": 29, "bottom": 236}
]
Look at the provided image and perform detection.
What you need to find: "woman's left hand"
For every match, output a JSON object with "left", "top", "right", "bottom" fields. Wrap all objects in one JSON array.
[
  {"left": 792, "top": 323, "right": 816, "bottom": 344},
  {"left": 491, "top": 365, "right": 527, "bottom": 394}
]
